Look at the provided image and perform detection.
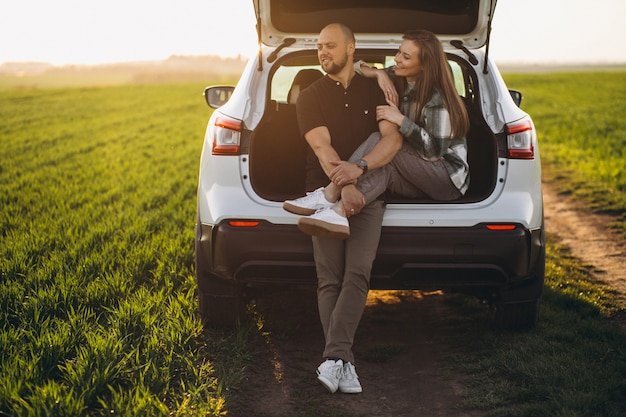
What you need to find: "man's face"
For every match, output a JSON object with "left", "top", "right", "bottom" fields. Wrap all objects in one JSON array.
[{"left": 316, "top": 26, "right": 352, "bottom": 75}]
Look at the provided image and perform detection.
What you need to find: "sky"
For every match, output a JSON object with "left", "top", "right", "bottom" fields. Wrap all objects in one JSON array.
[{"left": 1, "top": 0, "right": 625, "bottom": 66}]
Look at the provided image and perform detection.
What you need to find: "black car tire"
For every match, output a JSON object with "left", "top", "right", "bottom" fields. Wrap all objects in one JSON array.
[
  {"left": 493, "top": 226, "right": 545, "bottom": 330},
  {"left": 195, "top": 219, "right": 246, "bottom": 327},
  {"left": 197, "top": 286, "right": 246, "bottom": 328},
  {"left": 493, "top": 297, "right": 541, "bottom": 330}
]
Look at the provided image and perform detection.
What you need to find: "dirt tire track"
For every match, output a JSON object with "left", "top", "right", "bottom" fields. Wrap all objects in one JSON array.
[{"left": 542, "top": 180, "right": 626, "bottom": 302}]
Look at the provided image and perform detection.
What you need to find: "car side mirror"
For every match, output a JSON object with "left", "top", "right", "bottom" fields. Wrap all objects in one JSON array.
[
  {"left": 204, "top": 86, "right": 235, "bottom": 109},
  {"left": 509, "top": 89, "right": 523, "bottom": 107}
]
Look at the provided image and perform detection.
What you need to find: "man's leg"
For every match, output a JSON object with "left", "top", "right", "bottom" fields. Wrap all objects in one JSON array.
[
  {"left": 312, "top": 231, "right": 348, "bottom": 393},
  {"left": 321, "top": 200, "right": 385, "bottom": 363},
  {"left": 312, "top": 236, "right": 345, "bottom": 340}
]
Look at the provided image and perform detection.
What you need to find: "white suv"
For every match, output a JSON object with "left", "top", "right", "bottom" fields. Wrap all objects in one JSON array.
[{"left": 195, "top": 0, "right": 545, "bottom": 329}]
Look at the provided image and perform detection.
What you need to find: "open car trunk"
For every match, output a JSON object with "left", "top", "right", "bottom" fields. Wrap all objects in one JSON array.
[
  {"left": 248, "top": 51, "right": 498, "bottom": 204},
  {"left": 256, "top": 0, "right": 495, "bottom": 50}
]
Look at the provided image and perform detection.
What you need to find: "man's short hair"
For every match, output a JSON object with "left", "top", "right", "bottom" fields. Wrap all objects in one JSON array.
[{"left": 324, "top": 23, "right": 355, "bottom": 44}]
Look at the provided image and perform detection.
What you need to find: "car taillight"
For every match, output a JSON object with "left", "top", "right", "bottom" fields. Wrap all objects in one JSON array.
[
  {"left": 211, "top": 115, "right": 241, "bottom": 155},
  {"left": 506, "top": 120, "right": 534, "bottom": 159},
  {"left": 228, "top": 220, "right": 260, "bottom": 227},
  {"left": 485, "top": 224, "right": 517, "bottom": 231}
]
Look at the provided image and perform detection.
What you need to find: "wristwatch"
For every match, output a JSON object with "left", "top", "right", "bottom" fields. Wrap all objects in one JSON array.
[{"left": 356, "top": 158, "right": 368, "bottom": 174}]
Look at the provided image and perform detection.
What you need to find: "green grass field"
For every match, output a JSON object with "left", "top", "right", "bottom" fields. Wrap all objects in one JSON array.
[
  {"left": 0, "top": 83, "right": 249, "bottom": 415},
  {"left": 505, "top": 71, "right": 626, "bottom": 235},
  {"left": 1, "top": 72, "right": 625, "bottom": 416}
]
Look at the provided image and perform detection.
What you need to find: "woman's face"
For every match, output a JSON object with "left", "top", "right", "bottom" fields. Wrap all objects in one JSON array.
[{"left": 394, "top": 39, "right": 421, "bottom": 81}]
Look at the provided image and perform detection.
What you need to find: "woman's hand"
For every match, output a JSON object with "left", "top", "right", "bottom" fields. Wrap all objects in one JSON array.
[
  {"left": 376, "top": 101, "right": 404, "bottom": 127},
  {"left": 376, "top": 71, "right": 398, "bottom": 106},
  {"left": 357, "top": 61, "right": 398, "bottom": 106}
]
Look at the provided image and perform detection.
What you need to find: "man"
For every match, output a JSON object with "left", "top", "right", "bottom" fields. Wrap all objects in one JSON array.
[{"left": 289, "top": 23, "right": 403, "bottom": 394}]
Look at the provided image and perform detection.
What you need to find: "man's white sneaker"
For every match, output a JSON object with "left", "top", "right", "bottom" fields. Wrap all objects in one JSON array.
[
  {"left": 297, "top": 207, "right": 350, "bottom": 239},
  {"left": 283, "top": 187, "right": 335, "bottom": 216},
  {"left": 338, "top": 362, "right": 362, "bottom": 394},
  {"left": 316, "top": 359, "right": 344, "bottom": 393}
]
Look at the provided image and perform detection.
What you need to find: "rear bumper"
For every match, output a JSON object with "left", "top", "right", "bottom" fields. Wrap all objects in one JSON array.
[{"left": 195, "top": 219, "right": 544, "bottom": 297}]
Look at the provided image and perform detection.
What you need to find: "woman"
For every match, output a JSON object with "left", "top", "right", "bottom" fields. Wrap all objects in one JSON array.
[{"left": 284, "top": 29, "right": 470, "bottom": 239}]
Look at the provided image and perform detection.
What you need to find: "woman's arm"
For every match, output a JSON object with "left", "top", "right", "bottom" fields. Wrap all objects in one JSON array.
[
  {"left": 354, "top": 60, "right": 398, "bottom": 106},
  {"left": 400, "top": 102, "right": 452, "bottom": 161}
]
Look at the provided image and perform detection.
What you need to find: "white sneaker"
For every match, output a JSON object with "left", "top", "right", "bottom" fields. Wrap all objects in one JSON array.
[
  {"left": 297, "top": 207, "right": 349, "bottom": 239},
  {"left": 316, "top": 359, "right": 343, "bottom": 393},
  {"left": 283, "top": 187, "right": 335, "bottom": 216},
  {"left": 338, "top": 362, "right": 362, "bottom": 394}
]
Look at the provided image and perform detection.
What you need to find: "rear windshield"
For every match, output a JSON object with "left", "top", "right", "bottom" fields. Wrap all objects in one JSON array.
[{"left": 271, "top": 55, "right": 470, "bottom": 104}]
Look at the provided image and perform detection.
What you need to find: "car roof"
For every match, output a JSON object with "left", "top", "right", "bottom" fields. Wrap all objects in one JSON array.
[{"left": 254, "top": 0, "right": 496, "bottom": 50}]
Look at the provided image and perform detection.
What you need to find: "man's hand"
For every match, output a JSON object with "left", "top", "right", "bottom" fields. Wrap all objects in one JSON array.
[
  {"left": 329, "top": 160, "right": 363, "bottom": 186},
  {"left": 340, "top": 184, "right": 366, "bottom": 217}
]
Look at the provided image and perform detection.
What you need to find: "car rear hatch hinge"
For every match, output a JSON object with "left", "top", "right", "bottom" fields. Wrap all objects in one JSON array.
[
  {"left": 451, "top": 40, "right": 478, "bottom": 65},
  {"left": 254, "top": 0, "right": 263, "bottom": 71},
  {"left": 254, "top": 1, "right": 295, "bottom": 67},
  {"left": 483, "top": 0, "right": 498, "bottom": 74},
  {"left": 267, "top": 38, "right": 296, "bottom": 63}
]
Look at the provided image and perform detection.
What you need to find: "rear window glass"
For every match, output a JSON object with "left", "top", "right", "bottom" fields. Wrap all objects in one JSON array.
[
  {"left": 271, "top": 65, "right": 320, "bottom": 103},
  {"left": 271, "top": 57, "right": 469, "bottom": 103}
]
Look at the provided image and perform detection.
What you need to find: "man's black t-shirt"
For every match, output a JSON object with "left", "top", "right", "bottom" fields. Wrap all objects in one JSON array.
[{"left": 296, "top": 74, "right": 386, "bottom": 190}]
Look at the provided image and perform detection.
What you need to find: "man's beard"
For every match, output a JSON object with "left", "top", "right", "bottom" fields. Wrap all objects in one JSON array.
[{"left": 321, "top": 54, "right": 348, "bottom": 75}]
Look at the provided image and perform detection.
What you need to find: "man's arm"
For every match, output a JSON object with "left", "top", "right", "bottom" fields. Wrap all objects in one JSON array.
[
  {"left": 329, "top": 119, "right": 403, "bottom": 186},
  {"left": 303, "top": 125, "right": 343, "bottom": 178},
  {"left": 337, "top": 119, "right": 403, "bottom": 215},
  {"left": 364, "top": 119, "right": 404, "bottom": 169}
]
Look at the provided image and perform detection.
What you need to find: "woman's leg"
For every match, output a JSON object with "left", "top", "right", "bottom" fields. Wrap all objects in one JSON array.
[
  {"left": 348, "top": 132, "right": 381, "bottom": 163},
  {"left": 386, "top": 142, "right": 461, "bottom": 201},
  {"left": 355, "top": 164, "right": 395, "bottom": 205},
  {"left": 356, "top": 141, "right": 460, "bottom": 202}
]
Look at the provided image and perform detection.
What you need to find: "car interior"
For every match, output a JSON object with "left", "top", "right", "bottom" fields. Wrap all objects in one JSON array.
[{"left": 248, "top": 51, "right": 497, "bottom": 204}]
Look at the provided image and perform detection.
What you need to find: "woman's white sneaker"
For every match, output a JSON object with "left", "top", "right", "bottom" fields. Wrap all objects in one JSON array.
[{"left": 283, "top": 187, "right": 336, "bottom": 216}]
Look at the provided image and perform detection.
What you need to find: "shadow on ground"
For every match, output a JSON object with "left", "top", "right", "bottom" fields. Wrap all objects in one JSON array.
[{"left": 226, "top": 286, "right": 488, "bottom": 417}]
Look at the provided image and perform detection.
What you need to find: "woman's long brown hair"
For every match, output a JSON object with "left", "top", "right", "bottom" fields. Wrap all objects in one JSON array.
[{"left": 401, "top": 30, "right": 470, "bottom": 139}]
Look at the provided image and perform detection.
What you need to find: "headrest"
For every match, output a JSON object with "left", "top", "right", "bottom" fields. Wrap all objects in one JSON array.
[{"left": 287, "top": 69, "right": 323, "bottom": 104}]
